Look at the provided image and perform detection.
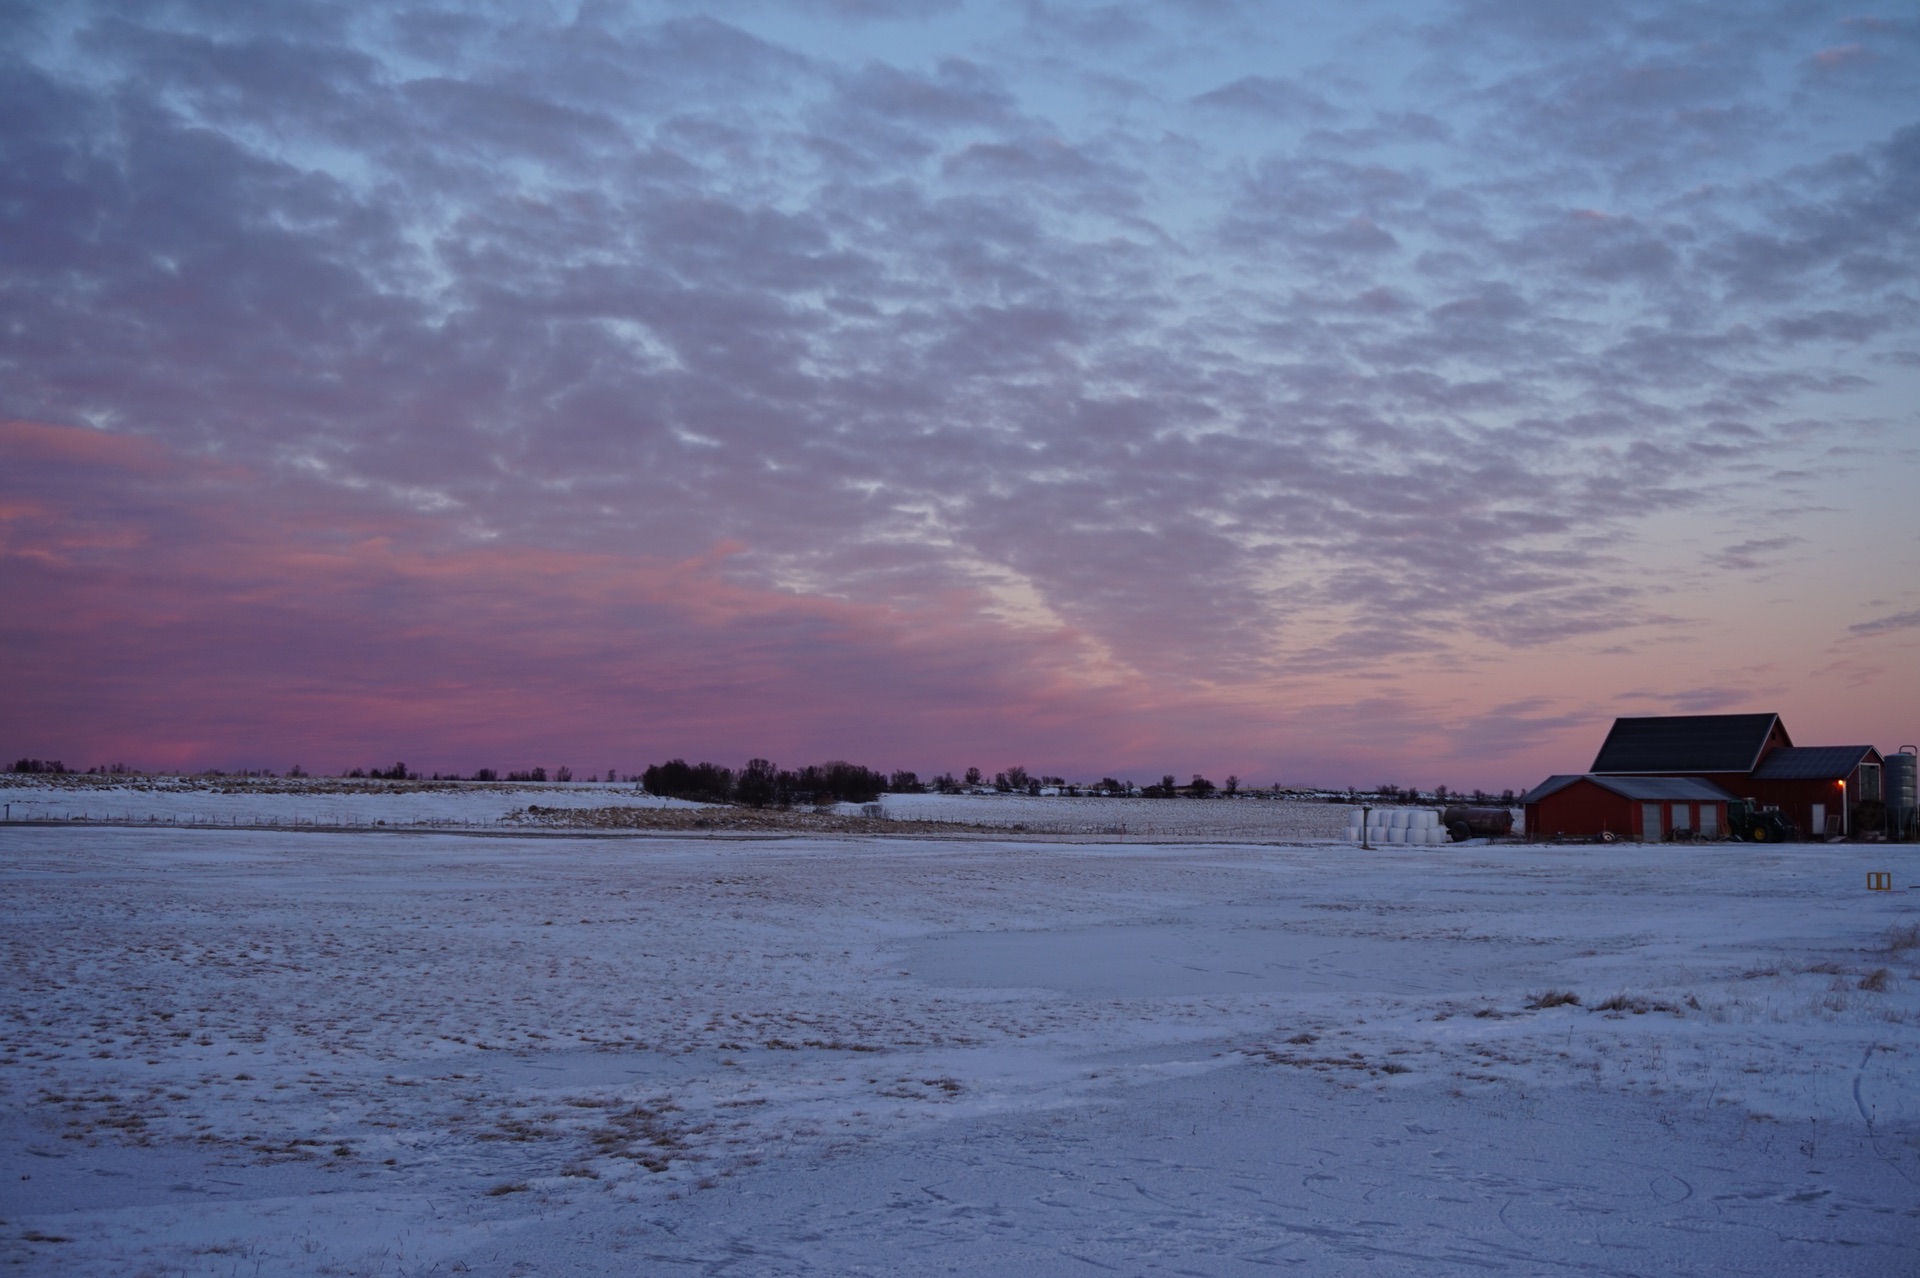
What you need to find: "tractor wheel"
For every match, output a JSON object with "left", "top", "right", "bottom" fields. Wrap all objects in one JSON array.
[
  {"left": 1449, "top": 821, "right": 1470, "bottom": 843},
  {"left": 1750, "top": 824, "right": 1769, "bottom": 842}
]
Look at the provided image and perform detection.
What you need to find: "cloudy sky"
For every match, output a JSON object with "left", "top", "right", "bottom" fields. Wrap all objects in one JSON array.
[{"left": 3, "top": 0, "right": 1917, "bottom": 787}]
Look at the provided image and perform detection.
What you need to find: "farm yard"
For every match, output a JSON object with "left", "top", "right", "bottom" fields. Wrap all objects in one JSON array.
[{"left": 2, "top": 780, "right": 1917, "bottom": 1274}]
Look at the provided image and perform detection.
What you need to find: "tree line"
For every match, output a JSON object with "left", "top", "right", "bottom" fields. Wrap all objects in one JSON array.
[{"left": 645, "top": 759, "right": 893, "bottom": 806}]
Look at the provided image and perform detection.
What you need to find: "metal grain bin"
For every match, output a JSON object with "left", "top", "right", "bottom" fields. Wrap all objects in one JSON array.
[{"left": 1888, "top": 748, "right": 1917, "bottom": 840}]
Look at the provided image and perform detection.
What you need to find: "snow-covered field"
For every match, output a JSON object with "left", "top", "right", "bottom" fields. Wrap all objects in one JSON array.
[
  {"left": 3, "top": 783, "right": 1918, "bottom": 1274},
  {"left": 0, "top": 776, "right": 1360, "bottom": 840},
  {"left": 0, "top": 775, "right": 699, "bottom": 830},
  {"left": 873, "top": 791, "right": 1354, "bottom": 840}
]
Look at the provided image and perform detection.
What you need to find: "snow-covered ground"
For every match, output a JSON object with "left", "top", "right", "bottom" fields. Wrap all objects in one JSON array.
[
  {"left": 0, "top": 776, "right": 1360, "bottom": 840},
  {"left": 872, "top": 791, "right": 1355, "bottom": 839},
  {"left": 0, "top": 775, "right": 701, "bottom": 829},
  {"left": 3, "top": 785, "right": 1917, "bottom": 1274}
]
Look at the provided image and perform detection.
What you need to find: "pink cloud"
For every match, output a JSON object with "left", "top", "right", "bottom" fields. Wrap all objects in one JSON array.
[
  {"left": 1809, "top": 43, "right": 1869, "bottom": 70},
  {"left": 6, "top": 419, "right": 1910, "bottom": 793},
  {"left": 0, "top": 420, "right": 1219, "bottom": 778}
]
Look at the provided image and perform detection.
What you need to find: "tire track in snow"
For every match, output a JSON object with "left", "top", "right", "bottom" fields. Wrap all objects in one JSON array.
[{"left": 1851, "top": 1042, "right": 1874, "bottom": 1129}]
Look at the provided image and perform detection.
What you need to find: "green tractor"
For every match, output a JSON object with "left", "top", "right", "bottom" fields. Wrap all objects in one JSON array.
[{"left": 1728, "top": 799, "right": 1797, "bottom": 843}]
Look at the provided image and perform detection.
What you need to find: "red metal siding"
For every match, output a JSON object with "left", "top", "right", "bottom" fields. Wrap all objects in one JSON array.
[
  {"left": 1527, "top": 779, "right": 1729, "bottom": 841},
  {"left": 1756, "top": 720, "right": 1792, "bottom": 766},
  {"left": 1746, "top": 766, "right": 1866, "bottom": 840},
  {"left": 1528, "top": 781, "right": 1637, "bottom": 841}
]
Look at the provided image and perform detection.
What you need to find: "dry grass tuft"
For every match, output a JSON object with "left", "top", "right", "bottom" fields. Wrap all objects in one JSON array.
[
  {"left": 1526, "top": 990, "right": 1580, "bottom": 1010},
  {"left": 1858, "top": 968, "right": 1890, "bottom": 992},
  {"left": 1593, "top": 992, "right": 1685, "bottom": 1016}
]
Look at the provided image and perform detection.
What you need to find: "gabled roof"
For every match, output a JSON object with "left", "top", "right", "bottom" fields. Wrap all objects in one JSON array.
[
  {"left": 1519, "top": 775, "right": 1584, "bottom": 804},
  {"left": 1591, "top": 775, "right": 1739, "bottom": 802},
  {"left": 1590, "top": 713, "right": 1787, "bottom": 774},
  {"left": 1750, "top": 745, "right": 1878, "bottom": 781},
  {"left": 1521, "top": 774, "right": 1737, "bottom": 804}
]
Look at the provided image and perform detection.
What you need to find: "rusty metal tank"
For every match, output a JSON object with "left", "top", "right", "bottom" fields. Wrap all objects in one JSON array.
[{"left": 1442, "top": 806, "right": 1515, "bottom": 841}]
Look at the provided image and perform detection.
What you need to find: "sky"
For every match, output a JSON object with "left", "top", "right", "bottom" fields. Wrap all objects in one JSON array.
[{"left": 3, "top": 0, "right": 1918, "bottom": 789}]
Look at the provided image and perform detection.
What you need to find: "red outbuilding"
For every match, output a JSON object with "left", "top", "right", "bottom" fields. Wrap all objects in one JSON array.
[
  {"left": 1744, "top": 745, "right": 1884, "bottom": 839},
  {"left": 1522, "top": 774, "right": 1735, "bottom": 842}
]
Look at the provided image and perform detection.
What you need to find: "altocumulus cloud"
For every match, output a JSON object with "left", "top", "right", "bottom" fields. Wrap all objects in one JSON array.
[{"left": 1, "top": 0, "right": 1916, "bottom": 782}]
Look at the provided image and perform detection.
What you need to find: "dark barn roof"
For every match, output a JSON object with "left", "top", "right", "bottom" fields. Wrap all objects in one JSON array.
[
  {"left": 1750, "top": 745, "right": 1876, "bottom": 781},
  {"left": 1523, "top": 774, "right": 1737, "bottom": 805},
  {"left": 1590, "top": 713, "right": 1786, "bottom": 774},
  {"left": 1520, "top": 775, "right": 1584, "bottom": 804}
]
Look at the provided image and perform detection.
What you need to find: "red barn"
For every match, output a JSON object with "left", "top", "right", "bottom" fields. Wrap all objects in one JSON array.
[
  {"left": 1523, "top": 712, "right": 1888, "bottom": 842},
  {"left": 1522, "top": 774, "right": 1735, "bottom": 842}
]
